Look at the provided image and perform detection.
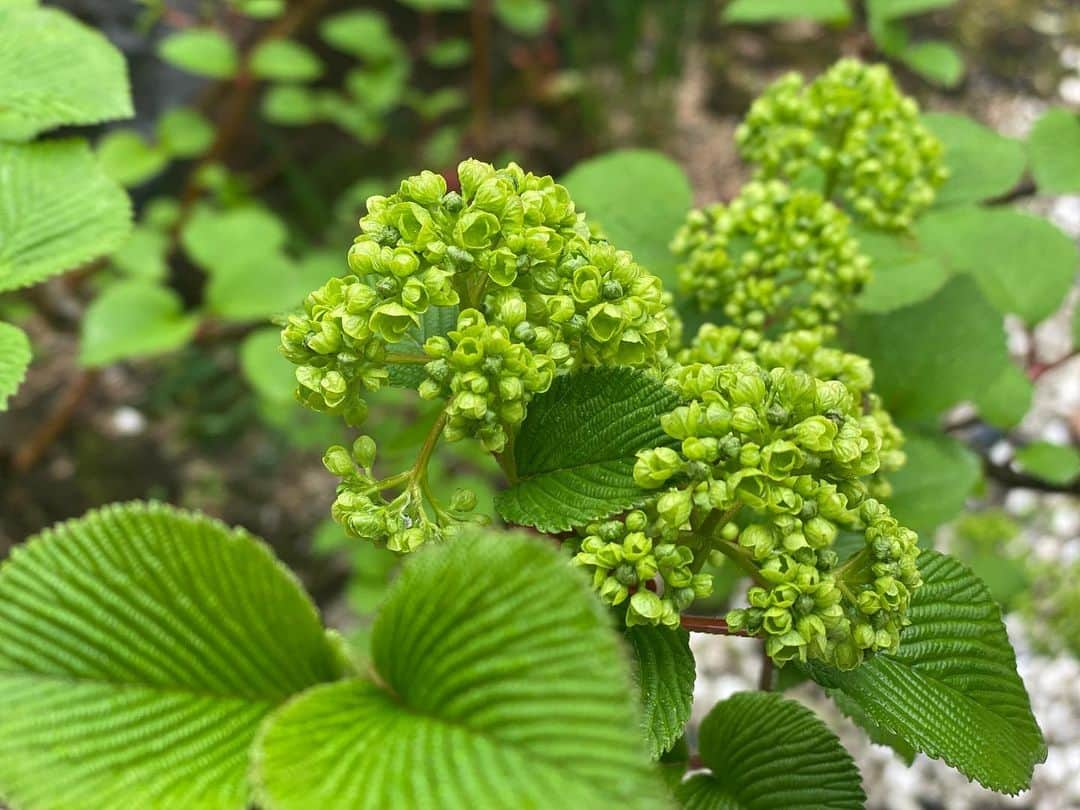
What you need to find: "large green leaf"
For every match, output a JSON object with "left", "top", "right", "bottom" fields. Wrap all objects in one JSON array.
[
  {"left": 253, "top": 530, "right": 666, "bottom": 810},
  {"left": 886, "top": 428, "right": 980, "bottom": 541},
  {"left": 1014, "top": 441, "right": 1080, "bottom": 486},
  {"left": 182, "top": 204, "right": 287, "bottom": 267},
  {"left": 80, "top": 280, "right": 199, "bottom": 367},
  {"left": 850, "top": 275, "right": 1010, "bottom": 419},
  {"left": 495, "top": 367, "right": 679, "bottom": 532},
  {"left": 922, "top": 113, "right": 1026, "bottom": 205},
  {"left": 0, "top": 6, "right": 132, "bottom": 141},
  {"left": 562, "top": 150, "right": 692, "bottom": 286},
  {"left": 807, "top": 551, "right": 1045, "bottom": 794},
  {"left": 0, "top": 139, "right": 132, "bottom": 293},
  {"left": 111, "top": 226, "right": 170, "bottom": 281},
  {"left": 723, "top": 0, "right": 851, "bottom": 23},
  {"left": 830, "top": 690, "right": 916, "bottom": 766},
  {"left": 1028, "top": 108, "right": 1080, "bottom": 195},
  {"left": 0, "top": 502, "right": 342, "bottom": 810},
  {"left": 916, "top": 206, "right": 1078, "bottom": 325},
  {"left": 853, "top": 226, "right": 948, "bottom": 313},
  {"left": 626, "top": 626, "right": 695, "bottom": 760},
  {"left": 974, "top": 362, "right": 1033, "bottom": 430},
  {"left": 0, "top": 320, "right": 31, "bottom": 410},
  {"left": 158, "top": 29, "right": 239, "bottom": 79},
  {"left": 676, "top": 691, "right": 865, "bottom": 810}
]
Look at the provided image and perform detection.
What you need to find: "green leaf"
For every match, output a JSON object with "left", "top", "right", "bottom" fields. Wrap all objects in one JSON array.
[
  {"left": 723, "top": 0, "right": 852, "bottom": 23},
  {"left": 97, "top": 129, "right": 169, "bottom": 187},
  {"left": 850, "top": 275, "right": 1010, "bottom": 419},
  {"left": 182, "top": 204, "right": 288, "bottom": 269},
  {"left": 562, "top": 149, "right": 692, "bottom": 286},
  {"left": 250, "top": 38, "right": 324, "bottom": 82},
  {"left": 80, "top": 280, "right": 199, "bottom": 366},
  {"left": 675, "top": 691, "right": 865, "bottom": 810},
  {"left": 240, "top": 327, "right": 294, "bottom": 403},
  {"left": 0, "top": 139, "right": 132, "bottom": 293},
  {"left": 917, "top": 206, "right": 1078, "bottom": 325},
  {"left": 495, "top": 367, "right": 679, "bottom": 532},
  {"left": 493, "top": 0, "right": 551, "bottom": 36},
  {"left": 387, "top": 304, "right": 459, "bottom": 387},
  {"left": 922, "top": 112, "right": 1026, "bottom": 205},
  {"left": 0, "top": 6, "right": 132, "bottom": 141},
  {"left": 397, "top": 0, "right": 469, "bottom": 10},
  {"left": 807, "top": 550, "right": 1045, "bottom": 793},
  {"left": 1028, "top": 107, "right": 1080, "bottom": 195},
  {"left": 830, "top": 690, "right": 917, "bottom": 765},
  {"left": 111, "top": 226, "right": 169, "bottom": 281},
  {"left": 1014, "top": 441, "right": 1080, "bottom": 486},
  {"left": 853, "top": 226, "right": 947, "bottom": 312},
  {"left": 0, "top": 320, "right": 31, "bottom": 410},
  {"left": 157, "top": 107, "right": 214, "bottom": 158},
  {"left": 897, "top": 40, "right": 964, "bottom": 87},
  {"left": 253, "top": 530, "right": 666, "bottom": 810},
  {"left": 318, "top": 11, "right": 402, "bottom": 62},
  {"left": 262, "top": 84, "right": 320, "bottom": 126},
  {"left": 425, "top": 37, "right": 471, "bottom": 69},
  {"left": 0, "top": 501, "right": 342, "bottom": 809},
  {"left": 974, "top": 362, "right": 1033, "bottom": 430},
  {"left": 158, "top": 28, "right": 239, "bottom": 79},
  {"left": 232, "top": 0, "right": 285, "bottom": 18},
  {"left": 626, "top": 626, "right": 695, "bottom": 759},
  {"left": 886, "top": 428, "right": 980, "bottom": 540},
  {"left": 205, "top": 253, "right": 311, "bottom": 322},
  {"left": 867, "top": 0, "right": 957, "bottom": 20}
]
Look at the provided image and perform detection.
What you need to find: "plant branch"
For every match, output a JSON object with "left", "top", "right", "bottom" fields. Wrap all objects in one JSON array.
[
  {"left": 11, "top": 370, "right": 98, "bottom": 473},
  {"left": 680, "top": 614, "right": 754, "bottom": 637}
]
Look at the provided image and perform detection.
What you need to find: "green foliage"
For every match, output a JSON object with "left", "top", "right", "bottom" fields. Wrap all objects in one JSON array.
[
  {"left": 158, "top": 28, "right": 239, "bottom": 79},
  {"left": 0, "top": 5, "right": 132, "bottom": 141},
  {"left": 723, "top": 0, "right": 851, "bottom": 23},
  {"left": 975, "top": 363, "right": 1034, "bottom": 430},
  {"left": 895, "top": 40, "right": 964, "bottom": 87},
  {"left": 157, "top": 107, "right": 215, "bottom": 157},
  {"left": 1014, "top": 441, "right": 1080, "bottom": 486},
  {"left": 1028, "top": 108, "right": 1080, "bottom": 195},
  {"left": 868, "top": 0, "right": 956, "bottom": 19},
  {"left": 111, "top": 225, "right": 169, "bottom": 281},
  {"left": 80, "top": 280, "right": 199, "bottom": 366},
  {"left": 676, "top": 691, "right": 865, "bottom": 809},
  {"left": 240, "top": 327, "right": 297, "bottom": 404},
  {"left": 425, "top": 37, "right": 471, "bottom": 68},
  {"left": 853, "top": 227, "right": 948, "bottom": 313},
  {"left": 916, "top": 206, "right": 1078, "bottom": 325},
  {"left": 253, "top": 530, "right": 666, "bottom": 810},
  {"left": 0, "top": 321, "right": 31, "bottom": 410},
  {"left": 626, "top": 626, "right": 695, "bottom": 759},
  {"left": 851, "top": 276, "right": 1010, "bottom": 419},
  {"left": 807, "top": 550, "right": 1046, "bottom": 794},
  {"left": 318, "top": 10, "right": 401, "bottom": 62},
  {"left": 0, "top": 502, "right": 342, "bottom": 810},
  {"left": 886, "top": 429, "right": 980, "bottom": 539},
  {"left": 495, "top": 367, "right": 679, "bottom": 532},
  {"left": 250, "top": 39, "right": 324, "bottom": 82},
  {"left": 493, "top": 0, "right": 551, "bottom": 36},
  {"left": 561, "top": 149, "right": 693, "bottom": 285},
  {"left": 97, "top": 129, "right": 169, "bottom": 187},
  {"left": 0, "top": 139, "right": 131, "bottom": 293},
  {"left": 922, "top": 112, "right": 1026, "bottom": 205}
]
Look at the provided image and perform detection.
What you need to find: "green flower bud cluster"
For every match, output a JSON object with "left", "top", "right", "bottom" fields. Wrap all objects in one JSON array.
[
  {"left": 322, "top": 435, "right": 480, "bottom": 552},
  {"left": 630, "top": 360, "right": 920, "bottom": 669},
  {"left": 565, "top": 510, "right": 714, "bottom": 628},
  {"left": 671, "top": 181, "right": 870, "bottom": 330},
  {"left": 735, "top": 59, "right": 947, "bottom": 231},
  {"left": 676, "top": 325, "right": 906, "bottom": 494}
]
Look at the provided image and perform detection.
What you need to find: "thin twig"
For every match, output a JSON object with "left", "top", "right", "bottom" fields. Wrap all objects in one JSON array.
[
  {"left": 680, "top": 614, "right": 754, "bottom": 637},
  {"left": 1028, "top": 349, "right": 1079, "bottom": 381},
  {"left": 758, "top": 647, "right": 774, "bottom": 691},
  {"left": 11, "top": 371, "right": 99, "bottom": 473}
]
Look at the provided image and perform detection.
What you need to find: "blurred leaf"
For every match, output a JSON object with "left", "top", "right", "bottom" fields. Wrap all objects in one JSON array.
[
  {"left": 975, "top": 362, "right": 1033, "bottom": 430},
  {"left": 850, "top": 276, "right": 1010, "bottom": 419},
  {"left": 397, "top": 0, "right": 469, "bottom": 9},
  {"left": 345, "top": 61, "right": 410, "bottom": 113},
  {"left": 205, "top": 253, "right": 310, "bottom": 322},
  {"left": 723, "top": 0, "right": 851, "bottom": 23},
  {"left": 182, "top": 204, "right": 287, "bottom": 268},
  {"left": 262, "top": 84, "right": 320, "bottom": 126},
  {"left": 494, "top": 0, "right": 551, "bottom": 36},
  {"left": 111, "top": 226, "right": 169, "bottom": 281},
  {"left": 158, "top": 28, "right": 238, "bottom": 79},
  {"left": 562, "top": 149, "right": 692, "bottom": 286},
  {"left": 156, "top": 107, "right": 214, "bottom": 158},
  {"left": 922, "top": 113, "right": 1026, "bottom": 205},
  {"left": 240, "top": 327, "right": 294, "bottom": 403},
  {"left": 319, "top": 11, "right": 402, "bottom": 62},
  {"left": 0, "top": 6, "right": 132, "bottom": 141},
  {"left": 1014, "top": 441, "right": 1080, "bottom": 486},
  {"left": 232, "top": 0, "right": 285, "bottom": 18},
  {"left": 97, "top": 129, "right": 168, "bottom": 187},
  {"left": 80, "top": 280, "right": 198, "bottom": 366},
  {"left": 887, "top": 428, "right": 980, "bottom": 540},
  {"left": 897, "top": 40, "right": 964, "bottom": 87},
  {"left": 250, "top": 38, "right": 323, "bottom": 82},
  {"left": 917, "top": 206, "right": 1078, "bottom": 325},
  {"left": 0, "top": 139, "right": 132, "bottom": 293},
  {"left": 1028, "top": 108, "right": 1080, "bottom": 195},
  {"left": 0, "top": 321, "right": 31, "bottom": 410},
  {"left": 854, "top": 226, "right": 948, "bottom": 312},
  {"left": 867, "top": 0, "right": 957, "bottom": 20},
  {"left": 425, "top": 37, "right": 470, "bottom": 68},
  {"left": 408, "top": 87, "right": 467, "bottom": 120}
]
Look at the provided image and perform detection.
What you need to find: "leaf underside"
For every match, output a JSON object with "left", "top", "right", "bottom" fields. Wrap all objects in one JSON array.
[{"left": 495, "top": 366, "right": 679, "bottom": 532}]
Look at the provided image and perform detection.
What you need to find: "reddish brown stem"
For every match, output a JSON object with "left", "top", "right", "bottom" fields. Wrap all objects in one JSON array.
[
  {"left": 680, "top": 614, "right": 753, "bottom": 637},
  {"left": 11, "top": 371, "right": 99, "bottom": 473}
]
